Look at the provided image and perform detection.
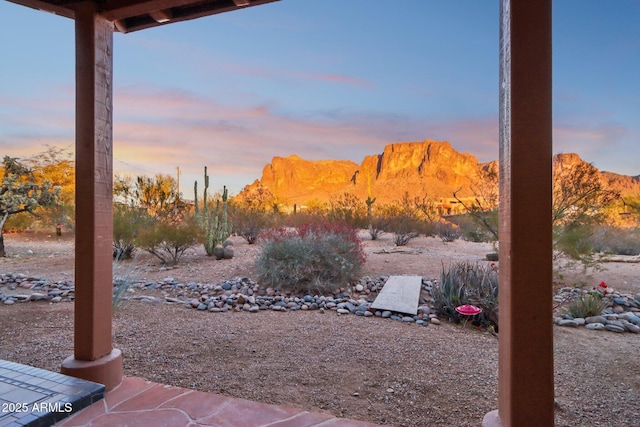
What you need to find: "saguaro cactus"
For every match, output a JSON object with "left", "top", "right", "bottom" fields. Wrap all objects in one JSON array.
[{"left": 194, "top": 167, "right": 232, "bottom": 258}]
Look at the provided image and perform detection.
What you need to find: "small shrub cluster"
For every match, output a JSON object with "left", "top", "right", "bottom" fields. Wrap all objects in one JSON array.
[
  {"left": 255, "top": 221, "right": 366, "bottom": 294},
  {"left": 432, "top": 261, "right": 499, "bottom": 329}
]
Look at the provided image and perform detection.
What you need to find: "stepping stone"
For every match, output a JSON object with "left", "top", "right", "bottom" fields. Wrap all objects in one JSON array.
[{"left": 371, "top": 275, "right": 422, "bottom": 315}]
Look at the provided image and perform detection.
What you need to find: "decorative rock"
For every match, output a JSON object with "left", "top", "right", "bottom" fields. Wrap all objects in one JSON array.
[
  {"left": 585, "top": 316, "right": 607, "bottom": 324},
  {"left": 337, "top": 308, "right": 350, "bottom": 315},
  {"left": 585, "top": 323, "right": 605, "bottom": 330},
  {"left": 622, "top": 313, "right": 640, "bottom": 326},
  {"left": 381, "top": 311, "right": 392, "bottom": 318},
  {"left": 402, "top": 316, "right": 415, "bottom": 323},
  {"left": 418, "top": 305, "right": 431, "bottom": 316},
  {"left": 573, "top": 318, "right": 586, "bottom": 326},
  {"left": 430, "top": 318, "right": 441, "bottom": 325},
  {"left": 620, "top": 320, "right": 640, "bottom": 333},
  {"left": 613, "top": 297, "right": 627, "bottom": 306},
  {"left": 558, "top": 319, "right": 579, "bottom": 328},
  {"left": 50, "top": 296, "right": 62, "bottom": 303},
  {"left": 604, "top": 324, "right": 625, "bottom": 333}
]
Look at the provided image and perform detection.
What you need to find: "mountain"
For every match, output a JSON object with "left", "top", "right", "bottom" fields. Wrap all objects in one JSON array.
[{"left": 239, "top": 139, "right": 640, "bottom": 207}]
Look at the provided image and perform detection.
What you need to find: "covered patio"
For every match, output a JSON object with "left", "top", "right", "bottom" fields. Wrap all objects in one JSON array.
[{"left": 4, "top": 1, "right": 554, "bottom": 426}]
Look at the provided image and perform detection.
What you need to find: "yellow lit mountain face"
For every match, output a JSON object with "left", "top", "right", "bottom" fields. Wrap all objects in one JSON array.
[{"left": 238, "top": 140, "right": 640, "bottom": 208}]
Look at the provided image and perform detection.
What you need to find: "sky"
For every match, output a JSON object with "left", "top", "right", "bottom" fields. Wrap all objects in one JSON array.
[{"left": 1, "top": 0, "right": 639, "bottom": 195}]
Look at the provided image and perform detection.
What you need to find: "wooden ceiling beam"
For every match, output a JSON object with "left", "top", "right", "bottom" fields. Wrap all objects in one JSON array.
[
  {"left": 6, "top": 0, "right": 75, "bottom": 19},
  {"left": 100, "top": 0, "right": 194, "bottom": 21}
]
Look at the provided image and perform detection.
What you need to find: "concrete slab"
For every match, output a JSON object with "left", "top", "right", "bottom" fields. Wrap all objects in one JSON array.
[{"left": 371, "top": 275, "right": 422, "bottom": 315}]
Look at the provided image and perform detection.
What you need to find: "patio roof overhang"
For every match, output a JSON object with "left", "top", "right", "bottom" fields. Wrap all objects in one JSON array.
[
  {"left": 6, "top": 1, "right": 555, "bottom": 426},
  {"left": 7, "top": 0, "right": 279, "bottom": 33}
]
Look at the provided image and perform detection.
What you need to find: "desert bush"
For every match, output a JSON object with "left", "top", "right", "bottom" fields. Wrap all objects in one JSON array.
[
  {"left": 255, "top": 220, "right": 365, "bottom": 294},
  {"left": 449, "top": 212, "right": 498, "bottom": 243},
  {"left": 386, "top": 213, "right": 421, "bottom": 246},
  {"left": 588, "top": 225, "right": 640, "bottom": 256},
  {"left": 328, "top": 192, "right": 368, "bottom": 228},
  {"left": 432, "top": 261, "right": 499, "bottom": 329},
  {"left": 230, "top": 203, "right": 272, "bottom": 244},
  {"left": 566, "top": 292, "right": 608, "bottom": 318},
  {"left": 113, "top": 204, "right": 149, "bottom": 259},
  {"left": 368, "top": 216, "right": 389, "bottom": 240},
  {"left": 434, "top": 221, "right": 461, "bottom": 243},
  {"left": 136, "top": 215, "right": 200, "bottom": 265}
]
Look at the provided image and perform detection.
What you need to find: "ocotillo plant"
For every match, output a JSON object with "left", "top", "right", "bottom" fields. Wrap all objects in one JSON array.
[{"left": 194, "top": 167, "right": 232, "bottom": 257}]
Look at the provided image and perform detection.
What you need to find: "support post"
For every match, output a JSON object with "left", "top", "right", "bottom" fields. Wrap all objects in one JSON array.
[
  {"left": 61, "top": 0, "right": 123, "bottom": 391},
  {"left": 483, "top": 1, "right": 554, "bottom": 426}
]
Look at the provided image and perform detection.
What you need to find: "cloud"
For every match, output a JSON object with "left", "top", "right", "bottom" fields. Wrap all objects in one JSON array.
[
  {"left": 9, "top": 84, "right": 637, "bottom": 196},
  {"left": 0, "top": 84, "right": 502, "bottom": 193}
]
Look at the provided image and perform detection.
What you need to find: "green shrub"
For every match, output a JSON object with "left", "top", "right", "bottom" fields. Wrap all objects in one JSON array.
[
  {"left": 136, "top": 216, "right": 200, "bottom": 265},
  {"left": 566, "top": 293, "right": 608, "bottom": 318},
  {"left": 256, "top": 220, "right": 366, "bottom": 294},
  {"left": 113, "top": 204, "right": 149, "bottom": 259},
  {"left": 432, "top": 261, "right": 499, "bottom": 329}
]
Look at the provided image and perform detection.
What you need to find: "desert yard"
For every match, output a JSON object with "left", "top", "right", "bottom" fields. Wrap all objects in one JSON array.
[{"left": 1, "top": 232, "right": 639, "bottom": 427}]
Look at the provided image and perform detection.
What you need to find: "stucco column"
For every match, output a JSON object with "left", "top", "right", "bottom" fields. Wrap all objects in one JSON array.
[
  {"left": 61, "top": 0, "right": 123, "bottom": 391},
  {"left": 483, "top": 1, "right": 554, "bottom": 426}
]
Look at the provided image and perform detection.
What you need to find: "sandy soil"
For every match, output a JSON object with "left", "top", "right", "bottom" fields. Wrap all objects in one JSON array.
[{"left": 0, "top": 232, "right": 639, "bottom": 427}]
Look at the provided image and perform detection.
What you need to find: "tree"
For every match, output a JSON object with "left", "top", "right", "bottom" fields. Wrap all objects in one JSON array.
[
  {"left": 0, "top": 156, "right": 59, "bottom": 256},
  {"left": 114, "top": 173, "right": 186, "bottom": 221},
  {"left": 552, "top": 155, "right": 619, "bottom": 266},
  {"left": 25, "top": 146, "right": 75, "bottom": 230},
  {"left": 453, "top": 165, "right": 499, "bottom": 241}
]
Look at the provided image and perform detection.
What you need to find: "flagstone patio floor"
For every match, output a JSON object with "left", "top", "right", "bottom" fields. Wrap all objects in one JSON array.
[{"left": 56, "top": 376, "right": 385, "bottom": 427}]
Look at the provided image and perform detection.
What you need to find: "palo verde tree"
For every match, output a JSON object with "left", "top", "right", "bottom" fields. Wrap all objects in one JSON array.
[
  {"left": 113, "top": 173, "right": 192, "bottom": 262},
  {"left": 25, "top": 146, "right": 75, "bottom": 230},
  {"left": 552, "top": 154, "right": 620, "bottom": 266},
  {"left": 0, "top": 156, "right": 59, "bottom": 256}
]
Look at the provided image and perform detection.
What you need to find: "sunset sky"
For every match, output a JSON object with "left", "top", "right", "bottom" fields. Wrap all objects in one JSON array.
[{"left": 1, "top": 0, "right": 639, "bottom": 195}]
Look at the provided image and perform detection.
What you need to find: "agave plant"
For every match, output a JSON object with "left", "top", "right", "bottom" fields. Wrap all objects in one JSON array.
[{"left": 432, "top": 261, "right": 499, "bottom": 328}]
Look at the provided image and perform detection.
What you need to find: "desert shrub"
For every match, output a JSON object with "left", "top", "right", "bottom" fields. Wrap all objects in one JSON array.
[
  {"left": 113, "top": 204, "right": 149, "bottom": 259},
  {"left": 368, "top": 216, "right": 389, "bottom": 240},
  {"left": 136, "top": 215, "right": 200, "bottom": 265},
  {"left": 385, "top": 213, "right": 421, "bottom": 246},
  {"left": 256, "top": 220, "right": 365, "bottom": 294},
  {"left": 432, "top": 261, "right": 499, "bottom": 329},
  {"left": 434, "top": 221, "right": 461, "bottom": 243},
  {"left": 553, "top": 224, "right": 599, "bottom": 270},
  {"left": 449, "top": 212, "right": 498, "bottom": 243},
  {"left": 566, "top": 292, "right": 608, "bottom": 318},
  {"left": 230, "top": 204, "right": 272, "bottom": 244},
  {"left": 588, "top": 225, "right": 640, "bottom": 256},
  {"left": 328, "top": 192, "right": 368, "bottom": 228}
]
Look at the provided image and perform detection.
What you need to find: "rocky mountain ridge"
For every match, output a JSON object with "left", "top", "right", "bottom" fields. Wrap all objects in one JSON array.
[{"left": 240, "top": 139, "right": 640, "bottom": 207}]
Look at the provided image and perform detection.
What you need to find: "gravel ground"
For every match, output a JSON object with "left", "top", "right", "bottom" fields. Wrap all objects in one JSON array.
[{"left": 0, "top": 233, "right": 639, "bottom": 426}]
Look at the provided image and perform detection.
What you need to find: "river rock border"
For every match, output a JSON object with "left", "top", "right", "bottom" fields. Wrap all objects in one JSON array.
[{"left": 2, "top": 273, "right": 639, "bottom": 334}]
